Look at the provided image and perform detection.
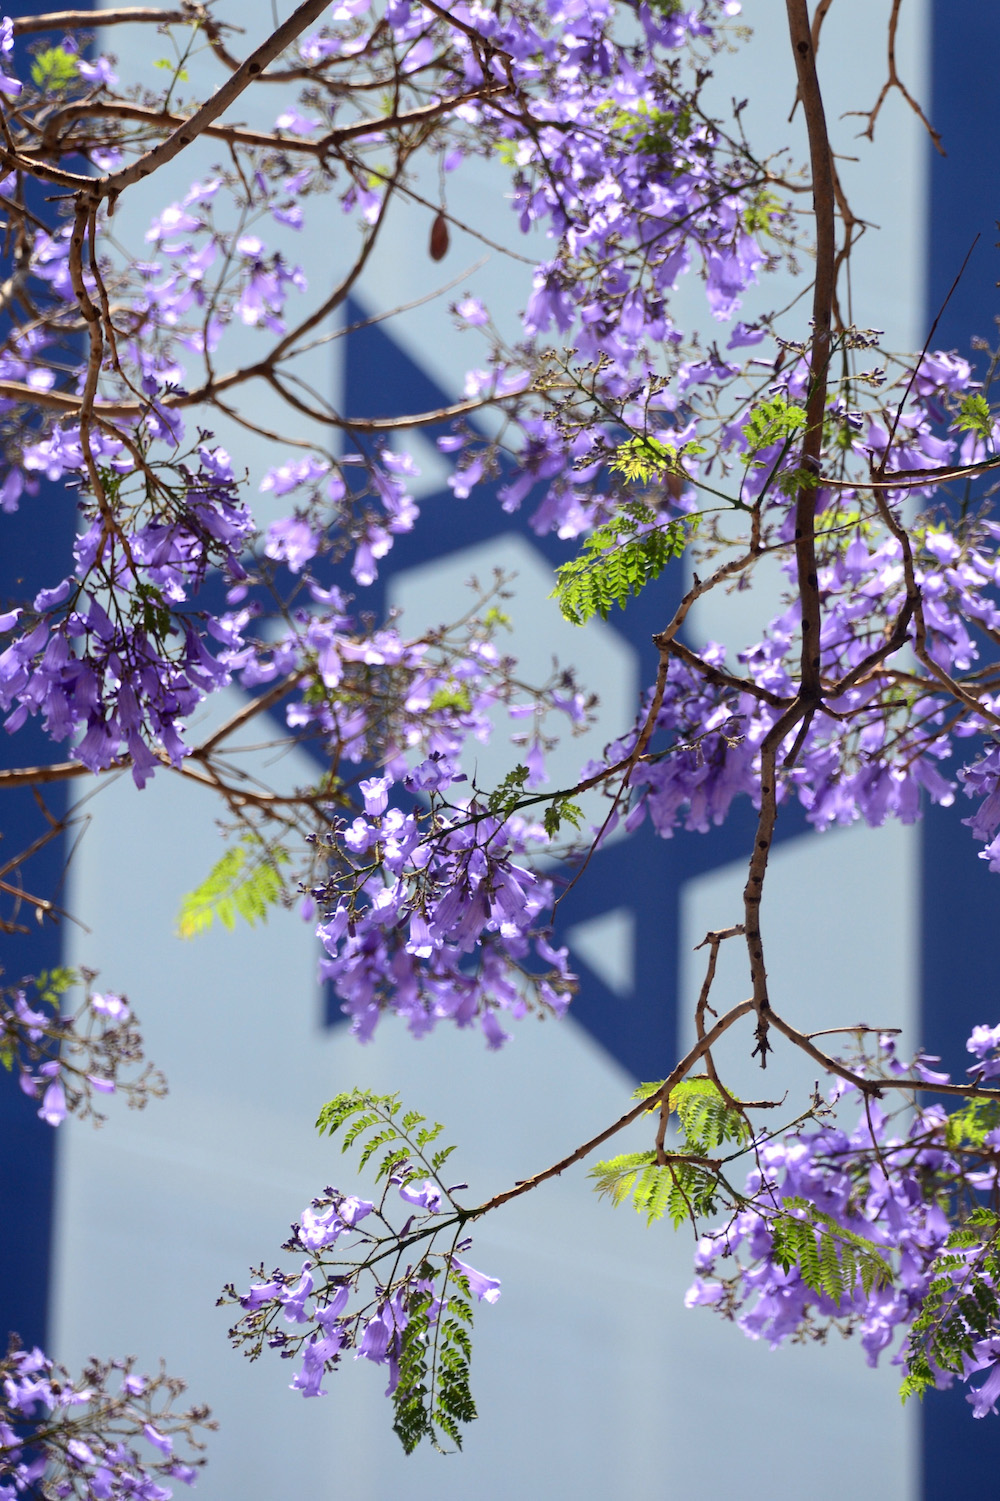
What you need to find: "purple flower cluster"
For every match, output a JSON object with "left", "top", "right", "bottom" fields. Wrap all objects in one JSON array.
[
  {"left": 316, "top": 768, "right": 575, "bottom": 1044},
  {"left": 0, "top": 1346, "right": 211, "bottom": 1499},
  {"left": 0, "top": 447, "right": 252, "bottom": 786},
  {"left": 226, "top": 1170, "right": 498, "bottom": 1409},
  {"left": 1, "top": 973, "right": 164, "bottom": 1128},
  {"left": 431, "top": 0, "right": 768, "bottom": 538},
  {"left": 685, "top": 1030, "right": 1000, "bottom": 1416},
  {"left": 547, "top": 348, "right": 1000, "bottom": 862}
]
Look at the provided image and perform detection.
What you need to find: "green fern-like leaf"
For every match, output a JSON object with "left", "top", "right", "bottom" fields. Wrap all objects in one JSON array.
[
  {"left": 427, "top": 1286, "right": 478, "bottom": 1453},
  {"left": 392, "top": 1281, "right": 435, "bottom": 1454},
  {"left": 591, "top": 1079, "right": 745, "bottom": 1228},
  {"left": 669, "top": 1077, "right": 749, "bottom": 1152},
  {"left": 34, "top": 967, "right": 78, "bottom": 1008},
  {"left": 902, "top": 1210, "right": 1000, "bottom": 1397},
  {"left": 742, "top": 187, "right": 784, "bottom": 238},
  {"left": 177, "top": 835, "right": 289, "bottom": 938},
  {"left": 550, "top": 501, "right": 690, "bottom": 626},
  {"left": 590, "top": 1149, "right": 720, "bottom": 1227},
  {"left": 316, "top": 1089, "right": 457, "bottom": 1189},
  {"left": 955, "top": 391, "right": 993, "bottom": 442},
  {"left": 945, "top": 1097, "right": 1000, "bottom": 1152},
  {"left": 428, "top": 683, "right": 473, "bottom": 714},
  {"left": 590, "top": 1149, "right": 657, "bottom": 1208},
  {"left": 741, "top": 392, "right": 806, "bottom": 460},
  {"left": 30, "top": 45, "right": 78, "bottom": 90},
  {"left": 632, "top": 1162, "right": 675, "bottom": 1225},
  {"left": 391, "top": 1271, "right": 480, "bottom": 1455},
  {"left": 773, "top": 1198, "right": 892, "bottom": 1304},
  {"left": 487, "top": 764, "right": 530, "bottom": 817},
  {"left": 609, "top": 435, "right": 704, "bottom": 485},
  {"left": 899, "top": 1352, "right": 935, "bottom": 1404},
  {"left": 542, "top": 797, "right": 584, "bottom": 839},
  {"left": 597, "top": 98, "right": 692, "bottom": 155}
]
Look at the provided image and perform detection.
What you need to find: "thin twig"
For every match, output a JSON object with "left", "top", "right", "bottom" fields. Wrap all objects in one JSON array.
[{"left": 472, "top": 1000, "right": 755, "bottom": 1217}]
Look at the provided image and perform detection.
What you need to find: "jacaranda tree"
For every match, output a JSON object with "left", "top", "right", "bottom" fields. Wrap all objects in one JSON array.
[{"left": 4, "top": 0, "right": 1000, "bottom": 1491}]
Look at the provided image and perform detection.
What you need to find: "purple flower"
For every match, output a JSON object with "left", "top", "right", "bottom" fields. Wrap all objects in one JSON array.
[
  {"left": 399, "top": 1179, "right": 442, "bottom": 1212},
  {"left": 290, "top": 1331, "right": 343, "bottom": 1397},
  {"left": 239, "top": 1279, "right": 283, "bottom": 1312},
  {"left": 404, "top": 753, "right": 464, "bottom": 792},
  {"left": 727, "top": 320, "right": 766, "bottom": 349},
  {"left": 338, "top": 1196, "right": 373, "bottom": 1227},
  {"left": 77, "top": 55, "right": 118, "bottom": 86},
  {"left": 282, "top": 1264, "right": 315, "bottom": 1323},
  {"left": 455, "top": 295, "right": 488, "bottom": 326},
  {"left": 145, "top": 203, "right": 201, "bottom": 245},
  {"left": 143, "top": 1424, "right": 173, "bottom": 1457},
  {"left": 359, "top": 776, "right": 392, "bottom": 817},
  {"left": 684, "top": 1277, "right": 725, "bottom": 1307},
  {"left": 275, "top": 108, "right": 321, "bottom": 136},
  {"left": 264, "top": 517, "right": 319, "bottom": 574},
  {"left": 969, "top": 1359, "right": 1000, "bottom": 1419},
  {"left": 451, "top": 1257, "right": 501, "bottom": 1304},
  {"left": 356, "top": 1310, "right": 392, "bottom": 1363},
  {"left": 300, "top": 1204, "right": 343, "bottom": 1251},
  {"left": 90, "top": 991, "right": 130, "bottom": 1021},
  {"left": 37, "top": 1080, "right": 66, "bottom": 1127}
]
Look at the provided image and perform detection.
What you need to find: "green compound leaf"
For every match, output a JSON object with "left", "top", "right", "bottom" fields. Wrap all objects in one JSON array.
[
  {"left": 315, "top": 1092, "right": 477, "bottom": 1453},
  {"left": 542, "top": 797, "right": 583, "bottom": 839},
  {"left": 955, "top": 391, "right": 993, "bottom": 442},
  {"left": 590, "top": 1149, "right": 722, "bottom": 1228},
  {"left": 432, "top": 1288, "right": 478, "bottom": 1450},
  {"left": 34, "top": 967, "right": 77, "bottom": 1007},
  {"left": 30, "top": 46, "right": 78, "bottom": 90},
  {"left": 428, "top": 683, "right": 472, "bottom": 713},
  {"left": 631, "top": 1079, "right": 666, "bottom": 1104},
  {"left": 901, "top": 1209, "right": 1000, "bottom": 1404},
  {"left": 945, "top": 1096, "right": 1000, "bottom": 1152},
  {"left": 392, "top": 1284, "right": 435, "bottom": 1454},
  {"left": 590, "top": 1149, "right": 658, "bottom": 1208},
  {"left": 487, "top": 763, "right": 530, "bottom": 817},
  {"left": 668, "top": 1077, "right": 750, "bottom": 1152},
  {"left": 772, "top": 1197, "right": 893, "bottom": 1304},
  {"left": 742, "top": 187, "right": 784, "bottom": 238},
  {"left": 742, "top": 392, "right": 806, "bottom": 460},
  {"left": 590, "top": 1081, "right": 747, "bottom": 1229},
  {"left": 316, "top": 1088, "right": 457, "bottom": 1188},
  {"left": 601, "top": 98, "right": 692, "bottom": 154},
  {"left": 177, "top": 834, "right": 290, "bottom": 938},
  {"left": 390, "top": 1273, "right": 480, "bottom": 1455},
  {"left": 610, "top": 435, "right": 703, "bottom": 485},
  {"left": 484, "top": 766, "right": 583, "bottom": 839},
  {"left": 775, "top": 464, "right": 820, "bottom": 498},
  {"left": 551, "top": 500, "right": 690, "bottom": 627},
  {"left": 153, "top": 56, "right": 189, "bottom": 81}
]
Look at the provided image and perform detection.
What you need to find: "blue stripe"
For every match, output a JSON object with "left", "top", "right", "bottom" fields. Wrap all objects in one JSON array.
[
  {"left": 0, "top": 0, "right": 91, "bottom": 1360},
  {"left": 922, "top": 3, "right": 1000, "bottom": 1486}
]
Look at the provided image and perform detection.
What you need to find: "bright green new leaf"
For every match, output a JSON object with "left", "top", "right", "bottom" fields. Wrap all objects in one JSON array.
[
  {"left": 742, "top": 392, "right": 806, "bottom": 459},
  {"left": 30, "top": 46, "right": 78, "bottom": 90},
  {"left": 177, "top": 835, "right": 290, "bottom": 938},
  {"left": 955, "top": 391, "right": 993, "bottom": 442},
  {"left": 550, "top": 500, "right": 690, "bottom": 626}
]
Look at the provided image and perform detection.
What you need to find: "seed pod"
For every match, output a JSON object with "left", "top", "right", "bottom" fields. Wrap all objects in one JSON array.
[{"left": 429, "top": 211, "right": 450, "bottom": 262}]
